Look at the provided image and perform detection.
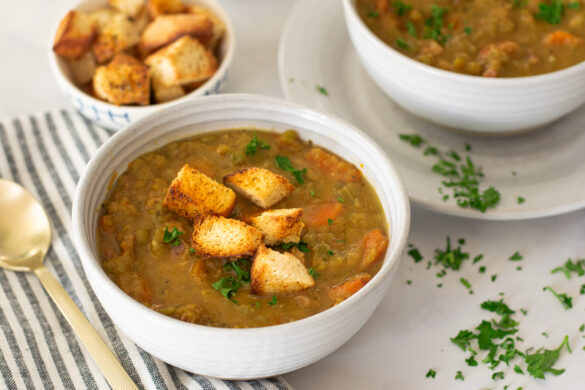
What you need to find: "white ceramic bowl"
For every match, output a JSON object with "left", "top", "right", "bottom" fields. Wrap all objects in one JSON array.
[
  {"left": 72, "top": 93, "right": 410, "bottom": 379},
  {"left": 49, "top": 0, "right": 235, "bottom": 131},
  {"left": 342, "top": 0, "right": 585, "bottom": 134}
]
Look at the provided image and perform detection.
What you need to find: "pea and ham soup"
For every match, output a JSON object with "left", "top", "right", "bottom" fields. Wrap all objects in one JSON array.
[
  {"left": 97, "top": 129, "right": 389, "bottom": 328},
  {"left": 357, "top": 0, "right": 585, "bottom": 77}
]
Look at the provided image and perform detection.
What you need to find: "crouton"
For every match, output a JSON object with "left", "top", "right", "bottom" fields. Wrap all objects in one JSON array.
[
  {"left": 92, "top": 13, "right": 141, "bottom": 63},
  {"left": 133, "top": 7, "right": 151, "bottom": 32},
  {"left": 185, "top": 5, "right": 226, "bottom": 50},
  {"left": 89, "top": 9, "right": 117, "bottom": 31},
  {"left": 328, "top": 273, "right": 372, "bottom": 302},
  {"left": 163, "top": 164, "right": 236, "bottom": 219},
  {"left": 147, "top": 0, "right": 184, "bottom": 19},
  {"left": 144, "top": 36, "right": 217, "bottom": 87},
  {"left": 151, "top": 73, "right": 185, "bottom": 103},
  {"left": 249, "top": 208, "right": 304, "bottom": 245},
  {"left": 139, "top": 14, "right": 213, "bottom": 56},
  {"left": 223, "top": 167, "right": 295, "bottom": 209},
  {"left": 53, "top": 11, "right": 98, "bottom": 60},
  {"left": 191, "top": 215, "right": 263, "bottom": 259},
  {"left": 250, "top": 245, "right": 314, "bottom": 295},
  {"left": 109, "top": 0, "right": 145, "bottom": 18},
  {"left": 93, "top": 53, "right": 150, "bottom": 105},
  {"left": 67, "top": 51, "right": 96, "bottom": 85},
  {"left": 361, "top": 228, "right": 388, "bottom": 269}
]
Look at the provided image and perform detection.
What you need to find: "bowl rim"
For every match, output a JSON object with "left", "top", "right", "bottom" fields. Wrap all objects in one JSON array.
[
  {"left": 342, "top": 0, "right": 585, "bottom": 85},
  {"left": 48, "top": 0, "right": 236, "bottom": 112},
  {"left": 72, "top": 93, "right": 411, "bottom": 336}
]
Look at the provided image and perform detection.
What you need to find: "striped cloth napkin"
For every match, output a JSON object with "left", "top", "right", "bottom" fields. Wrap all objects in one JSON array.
[{"left": 0, "top": 110, "right": 291, "bottom": 390}]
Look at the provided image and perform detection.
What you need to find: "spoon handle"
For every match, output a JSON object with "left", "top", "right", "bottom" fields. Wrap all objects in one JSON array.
[{"left": 34, "top": 264, "right": 139, "bottom": 390}]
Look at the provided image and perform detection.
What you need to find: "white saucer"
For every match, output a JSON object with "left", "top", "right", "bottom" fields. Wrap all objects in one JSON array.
[{"left": 278, "top": 0, "right": 585, "bottom": 220}]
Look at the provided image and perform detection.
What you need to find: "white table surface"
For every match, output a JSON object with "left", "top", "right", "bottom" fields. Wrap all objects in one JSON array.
[{"left": 2, "top": 1, "right": 585, "bottom": 389}]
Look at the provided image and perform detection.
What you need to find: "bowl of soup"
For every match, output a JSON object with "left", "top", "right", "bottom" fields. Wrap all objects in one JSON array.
[
  {"left": 342, "top": 0, "right": 585, "bottom": 133},
  {"left": 72, "top": 93, "right": 410, "bottom": 378}
]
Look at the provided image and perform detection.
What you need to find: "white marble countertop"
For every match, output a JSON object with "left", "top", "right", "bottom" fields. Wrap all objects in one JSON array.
[{"left": 2, "top": 1, "right": 585, "bottom": 389}]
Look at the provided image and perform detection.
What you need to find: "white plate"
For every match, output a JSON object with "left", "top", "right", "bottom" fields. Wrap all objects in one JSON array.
[{"left": 278, "top": 0, "right": 585, "bottom": 221}]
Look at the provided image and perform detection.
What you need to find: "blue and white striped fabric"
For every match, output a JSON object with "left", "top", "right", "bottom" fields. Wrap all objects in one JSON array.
[{"left": 0, "top": 110, "right": 292, "bottom": 390}]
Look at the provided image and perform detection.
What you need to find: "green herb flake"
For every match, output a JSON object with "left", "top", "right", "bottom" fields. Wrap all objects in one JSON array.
[
  {"left": 579, "top": 324, "right": 584, "bottom": 332},
  {"left": 460, "top": 277, "right": 472, "bottom": 290},
  {"left": 543, "top": 286, "right": 573, "bottom": 309},
  {"left": 568, "top": 1, "right": 581, "bottom": 9},
  {"left": 425, "top": 368, "right": 436, "bottom": 378},
  {"left": 399, "top": 133, "right": 425, "bottom": 147},
  {"left": 337, "top": 196, "right": 345, "bottom": 203},
  {"left": 406, "top": 21, "right": 416, "bottom": 36},
  {"left": 517, "top": 196, "right": 526, "bottom": 204},
  {"left": 509, "top": 251, "right": 523, "bottom": 261},
  {"left": 478, "top": 266, "right": 486, "bottom": 274},
  {"left": 491, "top": 274, "right": 497, "bottom": 282},
  {"left": 406, "top": 280, "right": 412, "bottom": 285},
  {"left": 308, "top": 267, "right": 319, "bottom": 278},
  {"left": 327, "top": 218, "right": 334, "bottom": 226},
  {"left": 212, "top": 277, "right": 241, "bottom": 303},
  {"left": 408, "top": 246, "right": 424, "bottom": 263},
  {"left": 551, "top": 258, "right": 585, "bottom": 279},
  {"left": 525, "top": 335, "right": 571, "bottom": 379},
  {"left": 434, "top": 236, "right": 470, "bottom": 271},
  {"left": 492, "top": 371, "right": 505, "bottom": 380},
  {"left": 310, "top": 190, "right": 316, "bottom": 197},
  {"left": 275, "top": 155, "right": 307, "bottom": 184},
  {"left": 393, "top": 1, "right": 413, "bottom": 16},
  {"left": 581, "top": 284, "right": 585, "bottom": 295},
  {"left": 396, "top": 38, "right": 410, "bottom": 50},
  {"left": 424, "top": 4, "right": 449, "bottom": 45},
  {"left": 464, "top": 26, "right": 472, "bottom": 36},
  {"left": 163, "top": 226, "right": 183, "bottom": 246},
  {"left": 473, "top": 254, "right": 484, "bottom": 264},
  {"left": 245, "top": 133, "right": 271, "bottom": 156},
  {"left": 535, "top": 0, "right": 565, "bottom": 24},
  {"left": 455, "top": 370, "right": 464, "bottom": 380},
  {"left": 465, "top": 355, "right": 478, "bottom": 366},
  {"left": 368, "top": 10, "right": 380, "bottom": 18},
  {"left": 542, "top": 332, "right": 549, "bottom": 338},
  {"left": 254, "top": 301, "right": 261, "bottom": 308},
  {"left": 268, "top": 295, "right": 278, "bottom": 306},
  {"left": 315, "top": 84, "right": 329, "bottom": 96}
]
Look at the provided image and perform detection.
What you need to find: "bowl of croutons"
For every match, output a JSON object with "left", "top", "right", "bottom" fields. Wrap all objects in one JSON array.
[{"left": 50, "top": 0, "right": 234, "bottom": 130}]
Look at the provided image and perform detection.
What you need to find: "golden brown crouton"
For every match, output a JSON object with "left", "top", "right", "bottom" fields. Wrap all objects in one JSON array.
[
  {"left": 139, "top": 14, "right": 213, "bottom": 56},
  {"left": 92, "top": 12, "right": 141, "bottom": 63},
  {"left": 109, "top": 0, "right": 145, "bottom": 18},
  {"left": 147, "top": 0, "right": 184, "bottom": 19},
  {"left": 53, "top": 11, "right": 98, "bottom": 60},
  {"left": 93, "top": 53, "right": 150, "bottom": 105},
  {"left": 163, "top": 164, "right": 236, "bottom": 219},
  {"left": 185, "top": 5, "right": 226, "bottom": 50},
  {"left": 151, "top": 73, "right": 185, "bottom": 103},
  {"left": 144, "top": 36, "right": 217, "bottom": 87},
  {"left": 223, "top": 167, "right": 295, "bottom": 209},
  {"left": 249, "top": 208, "right": 304, "bottom": 245},
  {"left": 89, "top": 9, "right": 117, "bottom": 31},
  {"left": 250, "top": 245, "right": 314, "bottom": 295},
  {"left": 67, "top": 51, "right": 97, "bottom": 85},
  {"left": 191, "top": 215, "right": 263, "bottom": 259},
  {"left": 328, "top": 273, "right": 372, "bottom": 302}
]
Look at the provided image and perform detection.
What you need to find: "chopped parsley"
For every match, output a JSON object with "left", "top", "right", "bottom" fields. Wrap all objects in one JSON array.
[
  {"left": 535, "top": 0, "right": 564, "bottom": 24},
  {"left": 491, "top": 274, "right": 497, "bottom": 282},
  {"left": 543, "top": 286, "right": 573, "bottom": 309},
  {"left": 551, "top": 258, "right": 585, "bottom": 279},
  {"left": 310, "top": 190, "right": 316, "bottom": 197},
  {"left": 514, "top": 364, "right": 524, "bottom": 374},
  {"left": 425, "top": 368, "right": 436, "bottom": 378},
  {"left": 275, "top": 155, "right": 307, "bottom": 184},
  {"left": 424, "top": 4, "right": 449, "bottom": 45},
  {"left": 337, "top": 196, "right": 345, "bottom": 203},
  {"left": 517, "top": 196, "right": 526, "bottom": 204},
  {"left": 189, "top": 247, "right": 195, "bottom": 254},
  {"left": 472, "top": 254, "right": 484, "bottom": 264},
  {"left": 581, "top": 284, "right": 585, "bottom": 295},
  {"left": 327, "top": 250, "right": 334, "bottom": 256},
  {"left": 163, "top": 226, "right": 183, "bottom": 246},
  {"left": 308, "top": 267, "right": 319, "bottom": 278},
  {"left": 465, "top": 355, "right": 478, "bottom": 366},
  {"left": 368, "top": 10, "right": 380, "bottom": 18},
  {"left": 407, "top": 244, "right": 423, "bottom": 263},
  {"left": 212, "top": 277, "right": 241, "bottom": 304},
  {"left": 406, "top": 280, "right": 412, "bottom": 285},
  {"left": 478, "top": 266, "right": 486, "bottom": 274},
  {"left": 568, "top": 1, "right": 581, "bottom": 9},
  {"left": 393, "top": 1, "right": 413, "bottom": 16},
  {"left": 223, "top": 259, "right": 251, "bottom": 282},
  {"left": 245, "top": 133, "right": 271, "bottom": 156},
  {"left": 509, "top": 251, "right": 523, "bottom": 261},
  {"left": 327, "top": 218, "right": 334, "bottom": 226},
  {"left": 464, "top": 26, "right": 472, "bottom": 36},
  {"left": 396, "top": 38, "right": 409, "bottom": 50},
  {"left": 454, "top": 370, "right": 464, "bottom": 380},
  {"left": 434, "top": 236, "right": 469, "bottom": 271},
  {"left": 280, "top": 241, "right": 310, "bottom": 253},
  {"left": 492, "top": 371, "right": 505, "bottom": 380},
  {"left": 406, "top": 21, "right": 416, "bottom": 36},
  {"left": 525, "top": 335, "right": 571, "bottom": 379},
  {"left": 399, "top": 133, "right": 425, "bottom": 147},
  {"left": 315, "top": 84, "right": 329, "bottom": 96},
  {"left": 268, "top": 295, "right": 278, "bottom": 306},
  {"left": 460, "top": 277, "right": 472, "bottom": 290}
]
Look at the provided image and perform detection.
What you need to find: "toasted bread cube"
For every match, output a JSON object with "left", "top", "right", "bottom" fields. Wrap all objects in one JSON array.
[
  {"left": 67, "top": 51, "right": 97, "bottom": 85},
  {"left": 139, "top": 14, "right": 213, "bottom": 56},
  {"left": 53, "top": 11, "right": 98, "bottom": 60},
  {"left": 147, "top": 0, "right": 184, "bottom": 18},
  {"left": 109, "top": 0, "right": 145, "bottom": 18},
  {"left": 191, "top": 215, "right": 263, "bottom": 259},
  {"left": 92, "top": 13, "right": 141, "bottom": 63},
  {"left": 251, "top": 245, "right": 314, "bottom": 295},
  {"left": 223, "top": 167, "right": 295, "bottom": 209},
  {"left": 163, "top": 164, "right": 236, "bottom": 219},
  {"left": 328, "top": 273, "right": 372, "bottom": 302},
  {"left": 90, "top": 9, "right": 117, "bottom": 31},
  {"left": 249, "top": 208, "right": 304, "bottom": 245},
  {"left": 133, "top": 7, "right": 151, "bottom": 32},
  {"left": 93, "top": 53, "right": 149, "bottom": 105},
  {"left": 151, "top": 73, "right": 185, "bottom": 103},
  {"left": 185, "top": 5, "right": 225, "bottom": 50},
  {"left": 145, "top": 36, "right": 217, "bottom": 87}
]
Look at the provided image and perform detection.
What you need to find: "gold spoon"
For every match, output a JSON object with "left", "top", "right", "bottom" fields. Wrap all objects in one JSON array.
[{"left": 0, "top": 179, "right": 138, "bottom": 390}]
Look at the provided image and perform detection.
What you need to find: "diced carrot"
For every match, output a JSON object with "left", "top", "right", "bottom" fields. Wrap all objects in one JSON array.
[
  {"left": 305, "top": 202, "right": 344, "bottom": 227},
  {"left": 361, "top": 228, "right": 389, "bottom": 269},
  {"left": 376, "top": 0, "right": 388, "bottom": 13},
  {"left": 329, "top": 273, "right": 372, "bottom": 302},
  {"left": 305, "top": 148, "right": 362, "bottom": 183},
  {"left": 99, "top": 214, "right": 114, "bottom": 232},
  {"left": 543, "top": 30, "right": 583, "bottom": 47}
]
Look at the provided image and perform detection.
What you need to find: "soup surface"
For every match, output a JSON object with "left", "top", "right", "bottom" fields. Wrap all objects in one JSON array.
[
  {"left": 97, "top": 129, "right": 389, "bottom": 328},
  {"left": 357, "top": 0, "right": 585, "bottom": 77}
]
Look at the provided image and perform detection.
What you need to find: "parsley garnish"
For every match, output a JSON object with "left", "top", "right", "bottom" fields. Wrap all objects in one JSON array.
[
  {"left": 223, "top": 259, "right": 251, "bottom": 282},
  {"left": 460, "top": 277, "right": 472, "bottom": 290},
  {"left": 368, "top": 10, "right": 380, "bottom": 18},
  {"left": 275, "top": 155, "right": 307, "bottom": 184},
  {"left": 581, "top": 284, "right": 585, "bottom": 294},
  {"left": 406, "top": 21, "right": 416, "bottom": 36},
  {"left": 491, "top": 274, "right": 497, "bottom": 282},
  {"left": 509, "top": 251, "right": 523, "bottom": 261},
  {"left": 465, "top": 355, "right": 478, "bottom": 366},
  {"left": 517, "top": 196, "right": 525, "bottom": 204},
  {"left": 327, "top": 218, "right": 334, "bottom": 226},
  {"left": 464, "top": 26, "right": 472, "bottom": 36},
  {"left": 308, "top": 267, "right": 319, "bottom": 278},
  {"left": 568, "top": 1, "right": 581, "bottom": 9},
  {"left": 551, "top": 258, "right": 585, "bottom": 279},
  {"left": 408, "top": 245, "right": 423, "bottom": 263},
  {"left": 425, "top": 368, "right": 436, "bottom": 378},
  {"left": 396, "top": 38, "right": 409, "bottom": 50},
  {"left": 492, "top": 371, "right": 505, "bottom": 380},
  {"left": 337, "top": 196, "right": 345, "bottom": 203},
  {"left": 245, "top": 133, "right": 270, "bottom": 156},
  {"left": 316, "top": 85, "right": 329, "bottom": 96},
  {"left": 535, "top": 0, "right": 564, "bottom": 24},
  {"left": 434, "top": 236, "right": 469, "bottom": 271},
  {"left": 543, "top": 286, "right": 573, "bottom": 309},
  {"left": 268, "top": 295, "right": 278, "bottom": 306},
  {"left": 399, "top": 133, "right": 425, "bottom": 147},
  {"left": 525, "top": 335, "right": 571, "bottom": 379},
  {"left": 163, "top": 226, "right": 183, "bottom": 246},
  {"left": 393, "top": 1, "right": 413, "bottom": 16},
  {"left": 454, "top": 370, "right": 464, "bottom": 380},
  {"left": 212, "top": 277, "right": 241, "bottom": 304},
  {"left": 424, "top": 4, "right": 449, "bottom": 45},
  {"left": 280, "top": 241, "right": 310, "bottom": 253}
]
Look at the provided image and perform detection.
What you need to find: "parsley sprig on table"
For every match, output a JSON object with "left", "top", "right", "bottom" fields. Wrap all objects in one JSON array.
[
  {"left": 275, "top": 155, "right": 307, "bottom": 184},
  {"left": 245, "top": 133, "right": 271, "bottom": 156},
  {"left": 551, "top": 258, "right": 585, "bottom": 279},
  {"left": 399, "top": 133, "right": 501, "bottom": 212},
  {"left": 163, "top": 226, "right": 183, "bottom": 246},
  {"left": 543, "top": 286, "right": 573, "bottom": 309}
]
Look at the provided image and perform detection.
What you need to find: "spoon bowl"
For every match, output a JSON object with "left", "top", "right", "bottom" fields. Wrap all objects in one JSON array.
[{"left": 0, "top": 178, "right": 137, "bottom": 390}]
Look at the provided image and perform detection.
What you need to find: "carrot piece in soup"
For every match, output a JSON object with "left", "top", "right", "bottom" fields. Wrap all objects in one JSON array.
[
  {"left": 305, "top": 202, "right": 344, "bottom": 227},
  {"left": 305, "top": 148, "right": 362, "bottom": 183},
  {"left": 543, "top": 30, "right": 583, "bottom": 47},
  {"left": 329, "top": 273, "right": 372, "bottom": 302},
  {"left": 376, "top": 0, "right": 388, "bottom": 12},
  {"left": 361, "top": 228, "right": 389, "bottom": 269}
]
